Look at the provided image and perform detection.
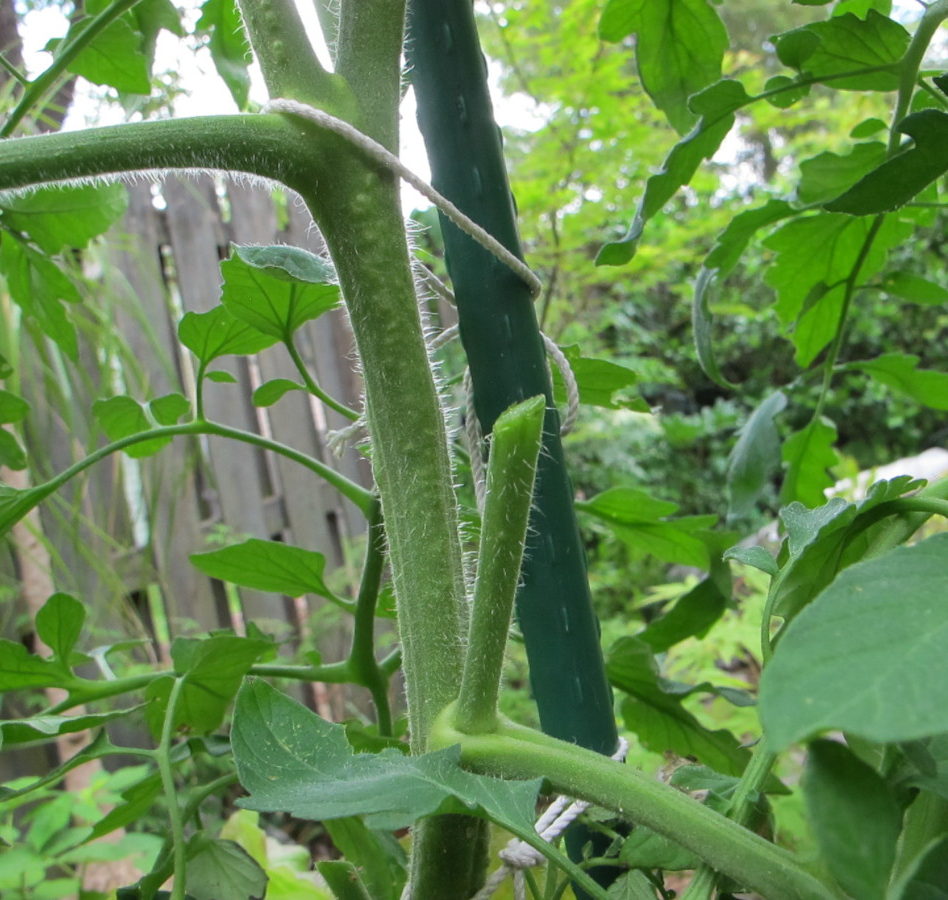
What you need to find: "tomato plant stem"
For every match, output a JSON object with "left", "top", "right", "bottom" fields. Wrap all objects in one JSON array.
[{"left": 433, "top": 711, "right": 840, "bottom": 900}]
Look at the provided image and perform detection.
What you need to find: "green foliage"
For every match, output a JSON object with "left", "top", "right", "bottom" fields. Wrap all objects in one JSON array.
[
  {"left": 598, "top": 0, "right": 728, "bottom": 133},
  {"left": 195, "top": 0, "right": 253, "bottom": 109},
  {"left": 219, "top": 244, "right": 340, "bottom": 340},
  {"left": 234, "top": 679, "right": 541, "bottom": 831},
  {"left": 0, "top": 0, "right": 946, "bottom": 897},
  {"left": 760, "top": 532, "right": 948, "bottom": 749},
  {"left": 801, "top": 740, "right": 901, "bottom": 900}
]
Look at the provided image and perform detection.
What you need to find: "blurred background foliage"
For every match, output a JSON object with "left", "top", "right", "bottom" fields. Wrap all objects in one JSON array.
[{"left": 466, "top": 0, "right": 945, "bottom": 536}]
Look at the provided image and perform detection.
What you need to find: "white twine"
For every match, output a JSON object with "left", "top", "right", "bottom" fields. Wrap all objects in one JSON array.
[
  {"left": 472, "top": 737, "right": 631, "bottom": 900},
  {"left": 263, "top": 99, "right": 543, "bottom": 297}
]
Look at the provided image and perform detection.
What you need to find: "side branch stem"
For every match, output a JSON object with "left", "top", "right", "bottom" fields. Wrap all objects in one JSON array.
[{"left": 436, "top": 714, "right": 838, "bottom": 900}]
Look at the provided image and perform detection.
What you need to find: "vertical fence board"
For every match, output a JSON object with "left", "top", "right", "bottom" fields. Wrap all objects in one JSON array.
[
  {"left": 111, "top": 183, "right": 222, "bottom": 632},
  {"left": 162, "top": 177, "right": 284, "bottom": 627}
]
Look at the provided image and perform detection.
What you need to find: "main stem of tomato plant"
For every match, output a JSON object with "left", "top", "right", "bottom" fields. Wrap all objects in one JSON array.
[{"left": 236, "top": 0, "right": 486, "bottom": 893}]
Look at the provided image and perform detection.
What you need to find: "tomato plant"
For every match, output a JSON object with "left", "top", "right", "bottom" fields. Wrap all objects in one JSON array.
[{"left": 0, "top": 1, "right": 946, "bottom": 898}]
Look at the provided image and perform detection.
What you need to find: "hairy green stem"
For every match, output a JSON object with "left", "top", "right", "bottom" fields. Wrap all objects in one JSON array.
[
  {"left": 347, "top": 497, "right": 394, "bottom": 735},
  {"left": 2, "top": 0, "right": 143, "bottom": 137},
  {"left": 681, "top": 740, "right": 778, "bottom": 900},
  {"left": 235, "top": 0, "right": 354, "bottom": 116},
  {"left": 5, "top": 420, "right": 373, "bottom": 539},
  {"left": 47, "top": 660, "right": 354, "bottom": 714},
  {"left": 157, "top": 677, "right": 188, "bottom": 900},
  {"left": 0, "top": 114, "right": 324, "bottom": 196},
  {"left": 433, "top": 712, "right": 839, "bottom": 900},
  {"left": 455, "top": 395, "right": 545, "bottom": 734},
  {"left": 285, "top": 335, "right": 360, "bottom": 421},
  {"left": 890, "top": 0, "right": 948, "bottom": 152},
  {"left": 235, "top": 0, "right": 482, "bottom": 890}
]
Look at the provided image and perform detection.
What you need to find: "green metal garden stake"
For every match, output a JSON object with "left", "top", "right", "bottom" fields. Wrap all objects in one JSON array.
[{"left": 407, "top": 1, "right": 620, "bottom": 887}]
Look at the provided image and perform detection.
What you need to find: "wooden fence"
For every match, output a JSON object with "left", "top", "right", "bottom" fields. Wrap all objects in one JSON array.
[{"left": 1, "top": 176, "right": 375, "bottom": 780}]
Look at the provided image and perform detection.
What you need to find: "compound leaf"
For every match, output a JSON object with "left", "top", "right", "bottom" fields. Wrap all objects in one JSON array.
[
  {"left": 220, "top": 245, "right": 340, "bottom": 340},
  {"left": 760, "top": 533, "right": 948, "bottom": 748},
  {"left": 599, "top": 0, "right": 728, "bottom": 134},
  {"left": 826, "top": 110, "right": 948, "bottom": 214},
  {"left": 840, "top": 352, "right": 948, "bottom": 410},
  {"left": 233, "top": 678, "right": 542, "bottom": 833},
  {"left": 597, "top": 79, "right": 750, "bottom": 265}
]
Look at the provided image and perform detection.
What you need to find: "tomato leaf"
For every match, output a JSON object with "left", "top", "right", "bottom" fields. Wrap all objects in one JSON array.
[
  {"left": 637, "top": 578, "right": 727, "bottom": 653},
  {"left": 93, "top": 395, "right": 174, "bottom": 458},
  {"left": 774, "top": 11, "right": 909, "bottom": 91},
  {"left": 763, "top": 213, "right": 909, "bottom": 366},
  {"left": 771, "top": 476, "right": 924, "bottom": 620},
  {"left": 0, "top": 235, "right": 82, "bottom": 359},
  {"left": 178, "top": 306, "right": 278, "bottom": 365},
  {"left": 220, "top": 245, "right": 340, "bottom": 340},
  {"left": 760, "top": 533, "right": 948, "bottom": 748},
  {"left": 599, "top": 0, "right": 728, "bottom": 134},
  {"left": 607, "top": 637, "right": 754, "bottom": 777},
  {"left": 692, "top": 269, "right": 735, "bottom": 389},
  {"left": 797, "top": 142, "right": 886, "bottom": 206},
  {"left": 233, "top": 678, "right": 543, "bottom": 832},
  {"left": 196, "top": 0, "right": 252, "bottom": 109},
  {"left": 35, "top": 593, "right": 85, "bottom": 666},
  {"left": 802, "top": 740, "right": 901, "bottom": 900},
  {"left": 826, "top": 110, "right": 948, "bottom": 214},
  {"left": 726, "top": 391, "right": 787, "bottom": 519},
  {"left": 550, "top": 345, "right": 646, "bottom": 411},
  {"left": 840, "top": 352, "right": 948, "bottom": 410},
  {"left": 0, "top": 390, "right": 29, "bottom": 425},
  {"left": 145, "top": 634, "right": 273, "bottom": 736},
  {"left": 252, "top": 379, "right": 304, "bottom": 407},
  {"left": 597, "top": 79, "right": 750, "bottom": 265},
  {"left": 704, "top": 200, "right": 794, "bottom": 277},
  {"left": 190, "top": 538, "right": 341, "bottom": 603},
  {"left": 879, "top": 271, "right": 948, "bottom": 305},
  {"left": 780, "top": 416, "right": 838, "bottom": 507},
  {"left": 57, "top": 16, "right": 151, "bottom": 94},
  {"left": 185, "top": 835, "right": 267, "bottom": 900}
]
